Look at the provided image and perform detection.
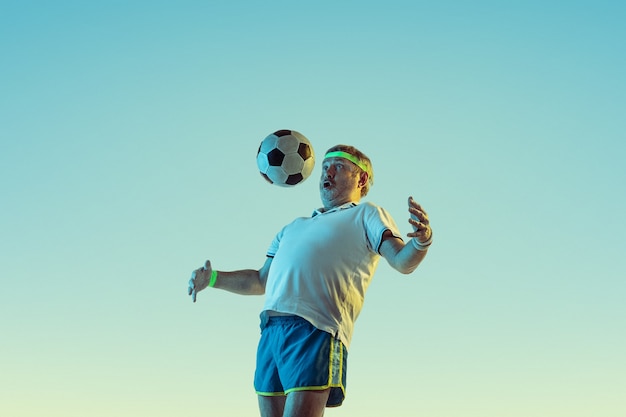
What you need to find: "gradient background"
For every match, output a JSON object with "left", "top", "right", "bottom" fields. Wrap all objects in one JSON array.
[{"left": 1, "top": 1, "right": 625, "bottom": 416}]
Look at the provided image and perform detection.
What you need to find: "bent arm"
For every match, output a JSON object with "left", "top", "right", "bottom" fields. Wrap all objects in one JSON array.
[
  {"left": 379, "top": 230, "right": 428, "bottom": 274},
  {"left": 212, "top": 256, "right": 272, "bottom": 295}
]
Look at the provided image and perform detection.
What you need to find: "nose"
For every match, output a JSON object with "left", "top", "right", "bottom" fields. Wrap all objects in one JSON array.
[{"left": 323, "top": 164, "right": 336, "bottom": 178}]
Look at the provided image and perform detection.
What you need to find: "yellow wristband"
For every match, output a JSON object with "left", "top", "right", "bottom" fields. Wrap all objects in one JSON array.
[{"left": 209, "top": 270, "right": 218, "bottom": 287}]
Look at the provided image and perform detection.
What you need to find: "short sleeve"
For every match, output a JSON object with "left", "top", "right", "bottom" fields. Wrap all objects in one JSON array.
[
  {"left": 363, "top": 203, "right": 402, "bottom": 255},
  {"left": 266, "top": 229, "right": 283, "bottom": 258}
]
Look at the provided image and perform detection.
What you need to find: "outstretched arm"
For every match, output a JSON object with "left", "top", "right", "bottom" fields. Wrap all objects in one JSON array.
[
  {"left": 379, "top": 196, "right": 432, "bottom": 274},
  {"left": 188, "top": 257, "right": 272, "bottom": 302}
]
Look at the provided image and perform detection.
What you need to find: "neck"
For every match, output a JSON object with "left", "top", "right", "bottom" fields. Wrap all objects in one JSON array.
[{"left": 323, "top": 196, "right": 360, "bottom": 210}]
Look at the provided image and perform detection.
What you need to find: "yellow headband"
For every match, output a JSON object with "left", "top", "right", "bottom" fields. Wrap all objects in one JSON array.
[{"left": 324, "top": 151, "right": 369, "bottom": 174}]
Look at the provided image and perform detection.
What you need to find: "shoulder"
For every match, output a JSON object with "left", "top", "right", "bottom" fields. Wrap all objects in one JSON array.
[
  {"left": 358, "top": 201, "right": 393, "bottom": 219},
  {"left": 357, "top": 201, "right": 383, "bottom": 213}
]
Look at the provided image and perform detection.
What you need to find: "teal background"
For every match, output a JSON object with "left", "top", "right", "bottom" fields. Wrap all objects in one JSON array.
[{"left": 1, "top": 1, "right": 625, "bottom": 416}]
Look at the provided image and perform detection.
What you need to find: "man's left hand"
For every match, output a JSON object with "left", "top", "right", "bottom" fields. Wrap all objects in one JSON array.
[{"left": 407, "top": 196, "right": 432, "bottom": 245}]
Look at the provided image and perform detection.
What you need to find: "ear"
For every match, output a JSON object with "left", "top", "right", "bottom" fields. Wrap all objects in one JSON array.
[{"left": 358, "top": 171, "right": 369, "bottom": 188}]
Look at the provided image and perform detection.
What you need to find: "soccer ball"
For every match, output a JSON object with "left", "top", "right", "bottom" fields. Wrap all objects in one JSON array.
[{"left": 256, "top": 129, "right": 315, "bottom": 187}]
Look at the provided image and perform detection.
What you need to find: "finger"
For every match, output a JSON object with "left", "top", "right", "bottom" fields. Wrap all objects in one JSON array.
[
  {"left": 409, "top": 214, "right": 429, "bottom": 226},
  {"left": 408, "top": 196, "right": 423, "bottom": 209},
  {"left": 409, "top": 217, "right": 418, "bottom": 232},
  {"left": 409, "top": 218, "right": 429, "bottom": 231},
  {"left": 409, "top": 215, "right": 431, "bottom": 230},
  {"left": 192, "top": 290, "right": 197, "bottom": 303},
  {"left": 408, "top": 198, "right": 427, "bottom": 213},
  {"left": 409, "top": 207, "right": 430, "bottom": 229},
  {"left": 408, "top": 223, "right": 432, "bottom": 238},
  {"left": 409, "top": 206, "right": 429, "bottom": 222},
  {"left": 408, "top": 198, "right": 422, "bottom": 214},
  {"left": 187, "top": 278, "right": 196, "bottom": 295},
  {"left": 408, "top": 196, "right": 428, "bottom": 214},
  {"left": 204, "top": 260, "right": 212, "bottom": 272},
  {"left": 407, "top": 230, "right": 430, "bottom": 240}
]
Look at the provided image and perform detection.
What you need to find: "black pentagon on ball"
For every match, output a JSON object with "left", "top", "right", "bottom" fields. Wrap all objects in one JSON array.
[
  {"left": 286, "top": 173, "right": 304, "bottom": 185},
  {"left": 261, "top": 172, "right": 273, "bottom": 184},
  {"left": 274, "top": 129, "right": 292, "bottom": 137},
  {"left": 267, "top": 148, "right": 285, "bottom": 166},
  {"left": 298, "top": 142, "right": 312, "bottom": 160}
]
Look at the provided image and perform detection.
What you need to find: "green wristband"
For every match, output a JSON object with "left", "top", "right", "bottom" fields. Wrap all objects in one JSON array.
[{"left": 208, "top": 270, "right": 218, "bottom": 287}]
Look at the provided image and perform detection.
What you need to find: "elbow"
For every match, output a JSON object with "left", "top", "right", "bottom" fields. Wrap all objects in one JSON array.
[
  {"left": 395, "top": 258, "right": 423, "bottom": 275},
  {"left": 248, "top": 282, "right": 265, "bottom": 296},
  {"left": 398, "top": 265, "right": 417, "bottom": 275},
  {"left": 392, "top": 261, "right": 418, "bottom": 275},
  {"left": 396, "top": 251, "right": 427, "bottom": 275}
]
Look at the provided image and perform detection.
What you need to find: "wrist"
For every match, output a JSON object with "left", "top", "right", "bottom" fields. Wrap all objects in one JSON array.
[
  {"left": 411, "top": 234, "right": 432, "bottom": 251},
  {"left": 209, "top": 270, "right": 219, "bottom": 287}
]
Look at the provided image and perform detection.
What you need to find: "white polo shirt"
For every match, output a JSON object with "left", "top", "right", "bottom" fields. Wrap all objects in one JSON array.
[{"left": 260, "top": 201, "right": 402, "bottom": 348}]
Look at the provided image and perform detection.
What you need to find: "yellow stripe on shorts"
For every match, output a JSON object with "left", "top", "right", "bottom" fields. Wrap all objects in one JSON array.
[{"left": 329, "top": 337, "right": 344, "bottom": 387}]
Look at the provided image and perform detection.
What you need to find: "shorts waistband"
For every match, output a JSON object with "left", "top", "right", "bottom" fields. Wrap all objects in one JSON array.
[
  {"left": 267, "top": 315, "right": 306, "bottom": 324},
  {"left": 260, "top": 312, "right": 308, "bottom": 330}
]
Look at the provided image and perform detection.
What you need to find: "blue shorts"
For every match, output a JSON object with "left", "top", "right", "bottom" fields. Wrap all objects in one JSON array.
[{"left": 254, "top": 315, "right": 348, "bottom": 407}]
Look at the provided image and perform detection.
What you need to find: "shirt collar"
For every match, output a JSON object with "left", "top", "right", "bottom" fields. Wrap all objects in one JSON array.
[{"left": 312, "top": 202, "right": 358, "bottom": 217}]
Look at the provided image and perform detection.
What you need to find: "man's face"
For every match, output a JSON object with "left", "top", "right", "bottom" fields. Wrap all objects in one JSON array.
[{"left": 319, "top": 157, "right": 363, "bottom": 208}]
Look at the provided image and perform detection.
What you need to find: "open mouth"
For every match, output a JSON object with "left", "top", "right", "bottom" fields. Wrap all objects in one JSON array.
[{"left": 323, "top": 180, "right": 333, "bottom": 189}]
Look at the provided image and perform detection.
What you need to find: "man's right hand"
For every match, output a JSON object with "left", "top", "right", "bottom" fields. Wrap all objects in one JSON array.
[{"left": 188, "top": 260, "right": 212, "bottom": 303}]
